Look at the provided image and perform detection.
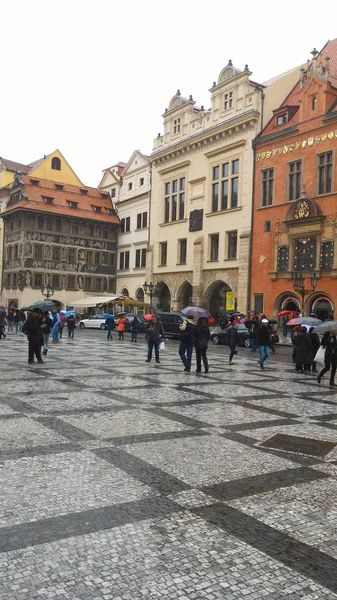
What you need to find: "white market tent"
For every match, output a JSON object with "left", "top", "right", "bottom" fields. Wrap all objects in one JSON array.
[{"left": 68, "top": 294, "right": 146, "bottom": 311}]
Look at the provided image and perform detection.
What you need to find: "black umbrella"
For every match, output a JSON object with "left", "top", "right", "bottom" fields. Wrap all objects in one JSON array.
[{"left": 22, "top": 300, "right": 57, "bottom": 312}]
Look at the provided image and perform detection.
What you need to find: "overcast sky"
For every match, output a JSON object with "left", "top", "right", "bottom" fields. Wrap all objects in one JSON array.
[{"left": 1, "top": 0, "right": 337, "bottom": 187}]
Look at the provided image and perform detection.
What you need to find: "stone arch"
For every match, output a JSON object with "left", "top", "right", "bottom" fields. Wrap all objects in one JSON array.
[
  {"left": 203, "top": 280, "right": 233, "bottom": 319},
  {"left": 307, "top": 291, "right": 335, "bottom": 321},
  {"left": 136, "top": 287, "right": 144, "bottom": 303},
  {"left": 274, "top": 292, "right": 300, "bottom": 316},
  {"left": 176, "top": 280, "right": 193, "bottom": 310},
  {"left": 154, "top": 280, "right": 171, "bottom": 312},
  {"left": 120, "top": 287, "right": 129, "bottom": 296}
]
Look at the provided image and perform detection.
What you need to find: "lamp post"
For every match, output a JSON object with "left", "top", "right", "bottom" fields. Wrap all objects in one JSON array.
[
  {"left": 143, "top": 281, "right": 156, "bottom": 313},
  {"left": 292, "top": 272, "right": 318, "bottom": 316},
  {"left": 40, "top": 284, "right": 55, "bottom": 300}
]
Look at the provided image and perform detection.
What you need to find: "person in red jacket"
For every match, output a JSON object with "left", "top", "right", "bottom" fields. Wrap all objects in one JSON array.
[{"left": 116, "top": 316, "right": 126, "bottom": 340}]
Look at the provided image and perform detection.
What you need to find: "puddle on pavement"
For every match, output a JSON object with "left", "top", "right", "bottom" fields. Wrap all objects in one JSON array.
[{"left": 259, "top": 433, "right": 337, "bottom": 458}]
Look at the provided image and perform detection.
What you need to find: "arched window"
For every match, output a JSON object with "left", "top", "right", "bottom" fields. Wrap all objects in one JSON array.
[
  {"left": 121, "top": 287, "right": 129, "bottom": 296},
  {"left": 312, "top": 96, "right": 317, "bottom": 110},
  {"left": 51, "top": 157, "right": 61, "bottom": 170}
]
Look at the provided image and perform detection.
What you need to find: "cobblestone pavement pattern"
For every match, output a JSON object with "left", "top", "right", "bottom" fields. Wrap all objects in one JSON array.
[{"left": 1, "top": 331, "right": 337, "bottom": 599}]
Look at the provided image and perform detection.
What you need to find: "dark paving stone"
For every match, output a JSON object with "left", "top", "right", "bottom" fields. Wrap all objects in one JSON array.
[
  {"left": 93, "top": 447, "right": 190, "bottom": 495},
  {"left": 310, "top": 413, "right": 337, "bottom": 422},
  {"left": 145, "top": 406, "right": 212, "bottom": 429},
  {"left": 49, "top": 404, "right": 137, "bottom": 417},
  {"left": 232, "top": 400, "right": 299, "bottom": 419},
  {"left": 221, "top": 431, "right": 259, "bottom": 447},
  {"left": 0, "top": 413, "right": 26, "bottom": 421},
  {"left": 33, "top": 416, "right": 96, "bottom": 442},
  {"left": 201, "top": 466, "right": 331, "bottom": 502},
  {"left": 260, "top": 433, "right": 337, "bottom": 458},
  {"left": 107, "top": 428, "right": 209, "bottom": 446},
  {"left": 0, "top": 442, "right": 82, "bottom": 462},
  {"left": 257, "top": 446, "right": 323, "bottom": 467},
  {"left": 0, "top": 495, "right": 181, "bottom": 553},
  {"left": 0, "top": 397, "right": 42, "bottom": 414},
  {"left": 192, "top": 503, "right": 337, "bottom": 594},
  {"left": 224, "top": 418, "right": 301, "bottom": 432},
  {"left": 155, "top": 397, "right": 222, "bottom": 407}
]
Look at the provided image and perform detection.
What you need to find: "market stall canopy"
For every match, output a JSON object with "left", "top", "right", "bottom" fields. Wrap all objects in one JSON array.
[{"left": 68, "top": 295, "right": 147, "bottom": 308}]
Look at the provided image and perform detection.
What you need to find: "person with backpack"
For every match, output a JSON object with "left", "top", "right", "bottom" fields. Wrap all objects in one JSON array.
[
  {"left": 178, "top": 315, "right": 196, "bottom": 372},
  {"left": 131, "top": 316, "right": 141, "bottom": 342},
  {"left": 105, "top": 316, "right": 115, "bottom": 341}
]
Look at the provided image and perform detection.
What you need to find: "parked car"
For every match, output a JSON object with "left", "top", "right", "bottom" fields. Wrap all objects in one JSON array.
[
  {"left": 78, "top": 314, "right": 111, "bottom": 329},
  {"left": 211, "top": 324, "right": 279, "bottom": 347},
  {"left": 156, "top": 311, "right": 187, "bottom": 338},
  {"left": 122, "top": 314, "right": 147, "bottom": 333}
]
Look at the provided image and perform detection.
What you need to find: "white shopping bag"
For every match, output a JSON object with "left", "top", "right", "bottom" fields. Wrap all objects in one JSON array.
[
  {"left": 159, "top": 341, "right": 165, "bottom": 352},
  {"left": 314, "top": 346, "right": 325, "bottom": 364}
]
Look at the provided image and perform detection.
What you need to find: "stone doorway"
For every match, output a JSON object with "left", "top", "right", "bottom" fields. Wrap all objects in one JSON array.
[
  {"left": 155, "top": 281, "right": 171, "bottom": 312},
  {"left": 177, "top": 281, "right": 193, "bottom": 310},
  {"left": 204, "top": 280, "right": 233, "bottom": 320}
]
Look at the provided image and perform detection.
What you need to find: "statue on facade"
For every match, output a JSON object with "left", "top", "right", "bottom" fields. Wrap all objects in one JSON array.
[
  {"left": 77, "top": 274, "right": 84, "bottom": 289},
  {"left": 25, "top": 271, "right": 32, "bottom": 286},
  {"left": 61, "top": 274, "right": 67, "bottom": 289}
]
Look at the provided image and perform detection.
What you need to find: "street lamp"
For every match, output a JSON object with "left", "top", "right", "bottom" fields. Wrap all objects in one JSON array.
[
  {"left": 143, "top": 281, "right": 156, "bottom": 313},
  {"left": 292, "top": 272, "right": 318, "bottom": 316},
  {"left": 40, "top": 284, "right": 55, "bottom": 299}
]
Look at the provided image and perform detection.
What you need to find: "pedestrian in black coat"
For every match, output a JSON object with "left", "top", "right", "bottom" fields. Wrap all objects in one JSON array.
[
  {"left": 308, "top": 327, "right": 320, "bottom": 373},
  {"left": 194, "top": 317, "right": 210, "bottom": 373},
  {"left": 317, "top": 331, "right": 337, "bottom": 387},
  {"left": 294, "top": 327, "right": 313, "bottom": 372},
  {"left": 227, "top": 323, "right": 240, "bottom": 365},
  {"left": 22, "top": 309, "right": 44, "bottom": 364}
]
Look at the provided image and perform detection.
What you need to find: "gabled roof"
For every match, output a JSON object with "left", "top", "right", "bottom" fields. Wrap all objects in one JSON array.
[
  {"left": 1, "top": 176, "right": 119, "bottom": 224},
  {"left": 122, "top": 150, "right": 152, "bottom": 176},
  {"left": 0, "top": 158, "right": 31, "bottom": 174}
]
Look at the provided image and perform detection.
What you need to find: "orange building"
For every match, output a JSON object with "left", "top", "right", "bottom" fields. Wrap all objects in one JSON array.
[{"left": 250, "top": 40, "right": 337, "bottom": 321}]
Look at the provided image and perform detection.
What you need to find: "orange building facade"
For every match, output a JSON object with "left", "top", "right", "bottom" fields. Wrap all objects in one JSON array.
[{"left": 250, "top": 41, "right": 337, "bottom": 321}]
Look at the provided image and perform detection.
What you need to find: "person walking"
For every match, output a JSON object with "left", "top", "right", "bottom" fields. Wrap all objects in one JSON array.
[
  {"left": 294, "top": 326, "right": 312, "bottom": 373},
  {"left": 227, "top": 322, "right": 240, "bottom": 365},
  {"left": 66, "top": 314, "right": 76, "bottom": 339},
  {"left": 0, "top": 312, "right": 6, "bottom": 339},
  {"left": 131, "top": 316, "right": 141, "bottom": 342},
  {"left": 145, "top": 315, "right": 165, "bottom": 363},
  {"left": 106, "top": 317, "right": 115, "bottom": 341},
  {"left": 7, "top": 310, "right": 14, "bottom": 334},
  {"left": 317, "top": 330, "right": 337, "bottom": 387},
  {"left": 116, "top": 316, "right": 126, "bottom": 340},
  {"left": 178, "top": 315, "right": 195, "bottom": 372},
  {"left": 249, "top": 322, "right": 259, "bottom": 353},
  {"left": 256, "top": 318, "right": 271, "bottom": 370},
  {"left": 208, "top": 315, "right": 215, "bottom": 328},
  {"left": 22, "top": 309, "right": 44, "bottom": 364},
  {"left": 308, "top": 327, "right": 320, "bottom": 373},
  {"left": 51, "top": 309, "right": 61, "bottom": 343},
  {"left": 41, "top": 311, "right": 53, "bottom": 355},
  {"left": 282, "top": 316, "right": 289, "bottom": 338},
  {"left": 194, "top": 317, "right": 210, "bottom": 373},
  {"left": 59, "top": 312, "right": 66, "bottom": 338}
]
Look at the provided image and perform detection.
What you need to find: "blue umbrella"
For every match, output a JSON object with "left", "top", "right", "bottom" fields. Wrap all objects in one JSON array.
[{"left": 102, "top": 313, "right": 114, "bottom": 319}]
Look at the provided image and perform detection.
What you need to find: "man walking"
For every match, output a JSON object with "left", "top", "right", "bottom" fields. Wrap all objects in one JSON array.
[
  {"left": 317, "top": 330, "right": 337, "bottom": 387},
  {"left": 22, "top": 309, "right": 44, "bottom": 364},
  {"left": 66, "top": 314, "right": 76, "bottom": 339},
  {"left": 51, "top": 309, "right": 61, "bottom": 344},
  {"left": 178, "top": 315, "right": 195, "bottom": 372},
  {"left": 227, "top": 322, "right": 239, "bottom": 365},
  {"left": 145, "top": 315, "right": 165, "bottom": 364},
  {"left": 256, "top": 318, "right": 271, "bottom": 370}
]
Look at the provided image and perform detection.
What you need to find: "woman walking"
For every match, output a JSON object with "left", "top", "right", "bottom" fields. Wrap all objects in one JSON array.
[
  {"left": 194, "top": 317, "right": 210, "bottom": 374},
  {"left": 294, "top": 326, "right": 312, "bottom": 373},
  {"left": 41, "top": 311, "right": 53, "bottom": 355},
  {"left": 317, "top": 330, "right": 337, "bottom": 387},
  {"left": 116, "top": 316, "right": 126, "bottom": 340}
]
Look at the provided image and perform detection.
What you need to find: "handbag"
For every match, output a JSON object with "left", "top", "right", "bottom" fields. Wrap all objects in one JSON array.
[
  {"left": 314, "top": 346, "right": 325, "bottom": 364},
  {"left": 159, "top": 341, "right": 165, "bottom": 351}
]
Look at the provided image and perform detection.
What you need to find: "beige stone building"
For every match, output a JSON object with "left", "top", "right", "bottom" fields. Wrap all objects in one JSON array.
[
  {"left": 147, "top": 61, "right": 301, "bottom": 317},
  {"left": 99, "top": 151, "right": 151, "bottom": 305}
]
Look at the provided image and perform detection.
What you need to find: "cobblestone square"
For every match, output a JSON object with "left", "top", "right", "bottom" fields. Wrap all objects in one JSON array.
[{"left": 0, "top": 331, "right": 337, "bottom": 599}]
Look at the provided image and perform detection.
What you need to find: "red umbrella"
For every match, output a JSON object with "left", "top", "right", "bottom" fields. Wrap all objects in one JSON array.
[
  {"left": 144, "top": 314, "right": 152, "bottom": 321},
  {"left": 278, "top": 310, "right": 292, "bottom": 317}
]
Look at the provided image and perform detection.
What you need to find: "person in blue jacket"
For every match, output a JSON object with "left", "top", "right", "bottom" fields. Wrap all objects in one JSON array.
[{"left": 106, "top": 316, "right": 115, "bottom": 340}]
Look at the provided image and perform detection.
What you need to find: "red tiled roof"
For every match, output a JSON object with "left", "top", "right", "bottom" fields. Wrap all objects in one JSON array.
[
  {"left": 0, "top": 158, "right": 31, "bottom": 174},
  {"left": 1, "top": 175, "right": 119, "bottom": 224}
]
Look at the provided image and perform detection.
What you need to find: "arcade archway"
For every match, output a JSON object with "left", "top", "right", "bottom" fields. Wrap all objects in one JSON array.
[
  {"left": 204, "top": 280, "right": 233, "bottom": 319},
  {"left": 309, "top": 294, "right": 334, "bottom": 321},
  {"left": 155, "top": 281, "right": 171, "bottom": 312},
  {"left": 177, "top": 281, "right": 193, "bottom": 310},
  {"left": 136, "top": 288, "right": 144, "bottom": 303},
  {"left": 275, "top": 293, "right": 300, "bottom": 315}
]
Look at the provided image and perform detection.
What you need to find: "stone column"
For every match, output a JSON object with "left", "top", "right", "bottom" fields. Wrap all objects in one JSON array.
[
  {"left": 192, "top": 237, "right": 203, "bottom": 306},
  {"left": 237, "top": 230, "right": 250, "bottom": 313}
]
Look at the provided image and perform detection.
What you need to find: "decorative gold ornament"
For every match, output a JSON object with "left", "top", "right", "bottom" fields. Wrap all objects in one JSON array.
[
  {"left": 256, "top": 129, "right": 337, "bottom": 161},
  {"left": 294, "top": 200, "right": 310, "bottom": 219}
]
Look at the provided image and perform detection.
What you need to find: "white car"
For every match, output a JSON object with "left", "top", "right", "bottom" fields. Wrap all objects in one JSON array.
[{"left": 78, "top": 314, "right": 109, "bottom": 330}]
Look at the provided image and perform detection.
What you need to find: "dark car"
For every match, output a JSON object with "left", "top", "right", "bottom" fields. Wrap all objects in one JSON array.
[
  {"left": 156, "top": 311, "right": 187, "bottom": 338},
  {"left": 122, "top": 314, "right": 147, "bottom": 333},
  {"left": 211, "top": 324, "right": 279, "bottom": 347}
]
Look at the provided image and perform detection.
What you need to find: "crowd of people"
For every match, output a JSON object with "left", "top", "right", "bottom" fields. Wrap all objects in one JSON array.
[{"left": 1, "top": 305, "right": 336, "bottom": 386}]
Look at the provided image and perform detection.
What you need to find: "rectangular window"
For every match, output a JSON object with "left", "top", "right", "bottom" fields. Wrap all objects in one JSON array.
[
  {"left": 227, "top": 231, "right": 237, "bottom": 259},
  {"left": 276, "top": 113, "right": 287, "bottom": 125},
  {"left": 12, "top": 272, "right": 17, "bottom": 287},
  {"left": 95, "top": 252, "right": 101, "bottom": 266},
  {"left": 320, "top": 241, "right": 334, "bottom": 271},
  {"left": 128, "top": 183, "right": 132, "bottom": 191},
  {"left": 277, "top": 246, "right": 289, "bottom": 272},
  {"left": 164, "top": 177, "right": 186, "bottom": 223},
  {"left": 80, "top": 189, "right": 88, "bottom": 196},
  {"left": 68, "top": 201, "right": 78, "bottom": 209},
  {"left": 68, "top": 275, "right": 75, "bottom": 289},
  {"left": 137, "top": 213, "right": 142, "bottom": 229},
  {"left": 120, "top": 218, "right": 125, "bottom": 233},
  {"left": 173, "top": 118, "right": 180, "bottom": 134},
  {"left": 119, "top": 253, "right": 124, "bottom": 270},
  {"left": 52, "top": 247, "right": 60, "bottom": 261},
  {"left": 135, "top": 249, "right": 141, "bottom": 268},
  {"left": 212, "top": 160, "right": 239, "bottom": 212},
  {"left": 85, "top": 277, "right": 92, "bottom": 291},
  {"left": 139, "top": 177, "right": 144, "bottom": 186},
  {"left": 119, "top": 251, "right": 129, "bottom": 270},
  {"left": 68, "top": 248, "right": 76, "bottom": 263},
  {"left": 142, "top": 212, "right": 147, "bottom": 228},
  {"left": 34, "top": 273, "right": 43, "bottom": 288},
  {"left": 37, "top": 217, "right": 44, "bottom": 229},
  {"left": 224, "top": 91, "right": 233, "bottom": 110},
  {"left": 72, "top": 225, "right": 78, "bottom": 234},
  {"left": 110, "top": 188, "right": 116, "bottom": 198},
  {"left": 178, "top": 239, "right": 187, "bottom": 264},
  {"left": 210, "top": 234, "right": 219, "bottom": 261},
  {"left": 288, "top": 160, "right": 302, "bottom": 201},
  {"left": 136, "top": 212, "right": 147, "bottom": 230},
  {"left": 294, "top": 238, "right": 316, "bottom": 271},
  {"left": 108, "top": 279, "right": 114, "bottom": 292},
  {"left": 318, "top": 151, "right": 333, "bottom": 195},
  {"left": 52, "top": 274, "right": 60, "bottom": 289},
  {"left": 264, "top": 221, "right": 271, "bottom": 233},
  {"left": 125, "top": 216, "right": 130, "bottom": 232},
  {"left": 34, "top": 245, "right": 43, "bottom": 259},
  {"left": 254, "top": 294, "right": 264, "bottom": 314},
  {"left": 141, "top": 248, "right": 146, "bottom": 268},
  {"left": 125, "top": 251, "right": 129, "bottom": 269},
  {"left": 95, "top": 278, "right": 102, "bottom": 291},
  {"left": 160, "top": 242, "right": 167, "bottom": 266},
  {"left": 261, "top": 168, "right": 274, "bottom": 206}
]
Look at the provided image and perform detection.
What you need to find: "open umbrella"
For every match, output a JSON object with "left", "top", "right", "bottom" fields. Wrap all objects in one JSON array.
[
  {"left": 144, "top": 314, "right": 153, "bottom": 321},
  {"left": 116, "top": 312, "right": 127, "bottom": 317},
  {"left": 287, "top": 317, "right": 322, "bottom": 327},
  {"left": 181, "top": 306, "right": 211, "bottom": 319},
  {"left": 22, "top": 300, "right": 57, "bottom": 312},
  {"left": 278, "top": 310, "right": 292, "bottom": 317},
  {"left": 313, "top": 320, "right": 337, "bottom": 334}
]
